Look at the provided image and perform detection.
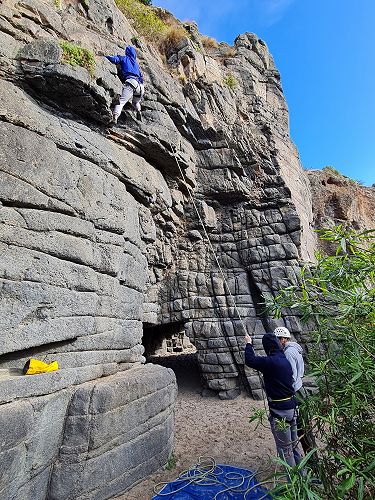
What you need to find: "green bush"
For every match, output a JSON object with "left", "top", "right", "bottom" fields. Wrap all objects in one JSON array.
[
  {"left": 59, "top": 41, "right": 95, "bottom": 77},
  {"left": 266, "top": 226, "right": 375, "bottom": 498},
  {"left": 223, "top": 73, "right": 237, "bottom": 89},
  {"left": 115, "top": 0, "right": 188, "bottom": 54},
  {"left": 115, "top": 0, "right": 166, "bottom": 40}
]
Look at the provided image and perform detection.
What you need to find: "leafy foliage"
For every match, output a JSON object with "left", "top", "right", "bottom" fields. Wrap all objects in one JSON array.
[
  {"left": 59, "top": 41, "right": 95, "bottom": 77},
  {"left": 271, "top": 451, "right": 323, "bottom": 499},
  {"left": 248, "top": 407, "right": 268, "bottom": 430},
  {"left": 165, "top": 453, "right": 177, "bottom": 471},
  {"left": 223, "top": 73, "right": 237, "bottom": 89},
  {"left": 115, "top": 0, "right": 164, "bottom": 38},
  {"left": 115, "top": 0, "right": 187, "bottom": 52},
  {"left": 266, "top": 227, "right": 375, "bottom": 498}
]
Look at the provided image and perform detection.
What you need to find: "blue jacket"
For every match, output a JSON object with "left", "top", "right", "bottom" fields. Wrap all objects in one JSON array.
[
  {"left": 245, "top": 334, "right": 296, "bottom": 410},
  {"left": 105, "top": 46, "right": 143, "bottom": 83}
]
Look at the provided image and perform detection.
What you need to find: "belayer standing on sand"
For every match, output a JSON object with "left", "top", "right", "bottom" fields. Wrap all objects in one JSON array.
[
  {"left": 274, "top": 326, "right": 316, "bottom": 456},
  {"left": 104, "top": 45, "right": 144, "bottom": 123},
  {"left": 244, "top": 333, "right": 303, "bottom": 468}
]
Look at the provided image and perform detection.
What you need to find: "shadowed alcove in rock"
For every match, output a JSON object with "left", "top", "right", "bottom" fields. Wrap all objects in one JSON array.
[{"left": 142, "top": 322, "right": 202, "bottom": 394}]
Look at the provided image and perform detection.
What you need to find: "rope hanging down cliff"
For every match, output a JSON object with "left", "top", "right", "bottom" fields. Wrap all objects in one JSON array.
[{"left": 170, "top": 145, "right": 267, "bottom": 402}]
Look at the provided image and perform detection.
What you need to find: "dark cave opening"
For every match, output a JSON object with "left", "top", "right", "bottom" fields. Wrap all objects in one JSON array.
[{"left": 142, "top": 322, "right": 202, "bottom": 393}]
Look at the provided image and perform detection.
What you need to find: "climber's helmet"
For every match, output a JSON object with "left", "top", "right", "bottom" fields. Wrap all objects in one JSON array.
[{"left": 274, "top": 326, "right": 291, "bottom": 338}]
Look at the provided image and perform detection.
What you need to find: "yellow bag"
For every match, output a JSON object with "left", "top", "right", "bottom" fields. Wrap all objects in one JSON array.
[{"left": 23, "top": 359, "right": 59, "bottom": 375}]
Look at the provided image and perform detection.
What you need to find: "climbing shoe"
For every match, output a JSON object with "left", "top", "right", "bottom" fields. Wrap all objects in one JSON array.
[{"left": 136, "top": 110, "right": 142, "bottom": 121}]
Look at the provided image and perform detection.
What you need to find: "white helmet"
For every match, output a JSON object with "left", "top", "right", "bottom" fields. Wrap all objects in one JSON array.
[{"left": 274, "top": 326, "right": 291, "bottom": 338}]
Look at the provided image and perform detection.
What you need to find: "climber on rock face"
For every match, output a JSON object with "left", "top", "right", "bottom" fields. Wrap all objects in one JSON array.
[{"left": 104, "top": 45, "right": 144, "bottom": 124}]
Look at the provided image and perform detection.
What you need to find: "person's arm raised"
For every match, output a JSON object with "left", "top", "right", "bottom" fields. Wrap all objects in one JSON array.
[
  {"left": 105, "top": 55, "right": 121, "bottom": 64},
  {"left": 244, "top": 335, "right": 267, "bottom": 371}
]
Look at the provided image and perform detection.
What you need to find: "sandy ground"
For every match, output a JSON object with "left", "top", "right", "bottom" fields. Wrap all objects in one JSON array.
[{"left": 120, "top": 354, "right": 277, "bottom": 500}]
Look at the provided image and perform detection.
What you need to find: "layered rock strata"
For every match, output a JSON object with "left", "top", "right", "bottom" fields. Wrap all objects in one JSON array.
[
  {"left": 0, "top": 0, "right": 316, "bottom": 496},
  {"left": 0, "top": 365, "right": 175, "bottom": 499},
  {"left": 307, "top": 168, "right": 375, "bottom": 252}
]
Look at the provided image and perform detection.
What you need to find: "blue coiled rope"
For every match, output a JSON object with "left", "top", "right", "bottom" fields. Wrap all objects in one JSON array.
[{"left": 152, "top": 457, "right": 271, "bottom": 499}]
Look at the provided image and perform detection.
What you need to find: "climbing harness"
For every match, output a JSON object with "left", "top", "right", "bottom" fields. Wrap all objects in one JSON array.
[
  {"left": 267, "top": 396, "right": 294, "bottom": 403},
  {"left": 152, "top": 457, "right": 271, "bottom": 499}
]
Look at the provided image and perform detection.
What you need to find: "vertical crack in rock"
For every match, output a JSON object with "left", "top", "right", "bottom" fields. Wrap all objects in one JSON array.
[{"left": 246, "top": 272, "right": 270, "bottom": 333}]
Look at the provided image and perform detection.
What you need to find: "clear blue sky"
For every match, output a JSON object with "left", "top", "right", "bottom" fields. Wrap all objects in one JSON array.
[{"left": 155, "top": 0, "right": 374, "bottom": 186}]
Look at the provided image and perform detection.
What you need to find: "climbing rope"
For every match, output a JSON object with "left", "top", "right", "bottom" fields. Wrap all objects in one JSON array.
[
  {"left": 170, "top": 146, "right": 248, "bottom": 335},
  {"left": 170, "top": 145, "right": 268, "bottom": 408},
  {"left": 153, "top": 457, "right": 271, "bottom": 499}
]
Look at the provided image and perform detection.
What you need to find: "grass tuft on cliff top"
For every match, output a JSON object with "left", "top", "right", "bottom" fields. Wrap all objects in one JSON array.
[
  {"left": 115, "top": 0, "right": 188, "bottom": 54},
  {"left": 201, "top": 35, "right": 219, "bottom": 49},
  {"left": 323, "top": 166, "right": 364, "bottom": 185},
  {"left": 59, "top": 40, "right": 95, "bottom": 77}
]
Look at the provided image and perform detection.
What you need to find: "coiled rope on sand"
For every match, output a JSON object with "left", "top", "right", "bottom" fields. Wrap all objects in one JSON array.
[{"left": 153, "top": 457, "right": 271, "bottom": 499}]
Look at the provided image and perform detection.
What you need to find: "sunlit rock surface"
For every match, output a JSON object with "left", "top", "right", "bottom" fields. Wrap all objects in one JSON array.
[{"left": 0, "top": 0, "right": 341, "bottom": 497}]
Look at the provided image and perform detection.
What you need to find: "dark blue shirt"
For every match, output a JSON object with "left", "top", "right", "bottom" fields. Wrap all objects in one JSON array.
[{"left": 245, "top": 343, "right": 296, "bottom": 410}]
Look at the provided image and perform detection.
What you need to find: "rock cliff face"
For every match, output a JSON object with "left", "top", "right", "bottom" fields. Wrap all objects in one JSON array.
[
  {"left": 0, "top": 0, "right": 317, "bottom": 497},
  {"left": 307, "top": 168, "right": 375, "bottom": 252}
]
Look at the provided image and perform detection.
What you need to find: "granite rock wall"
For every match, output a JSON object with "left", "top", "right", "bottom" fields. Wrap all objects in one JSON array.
[
  {"left": 307, "top": 168, "right": 375, "bottom": 253},
  {"left": 0, "top": 0, "right": 317, "bottom": 497}
]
